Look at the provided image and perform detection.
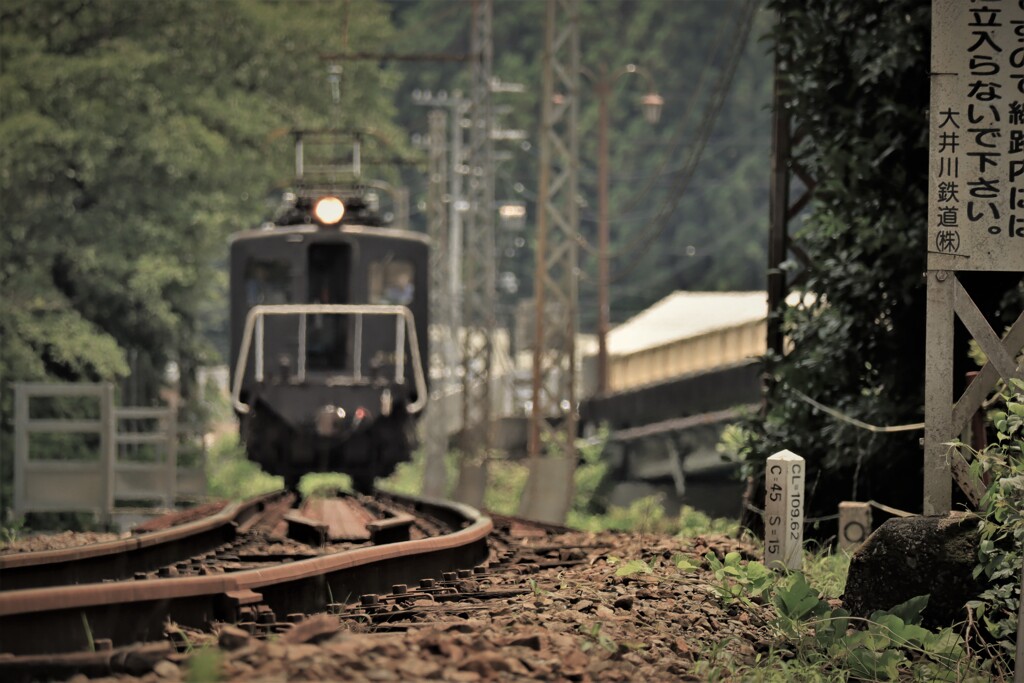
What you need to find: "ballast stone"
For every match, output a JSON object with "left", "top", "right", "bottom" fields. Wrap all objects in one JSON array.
[{"left": 841, "top": 511, "right": 983, "bottom": 628}]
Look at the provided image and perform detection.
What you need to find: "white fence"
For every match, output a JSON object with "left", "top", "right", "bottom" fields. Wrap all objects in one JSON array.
[{"left": 13, "top": 382, "right": 205, "bottom": 524}]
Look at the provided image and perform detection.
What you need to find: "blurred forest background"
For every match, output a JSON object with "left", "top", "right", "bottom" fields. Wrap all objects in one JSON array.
[
  {"left": 388, "top": 0, "right": 772, "bottom": 331},
  {"left": 7, "top": 0, "right": 1024, "bottom": 533},
  {"left": 0, "top": 0, "right": 771, "bottom": 468}
]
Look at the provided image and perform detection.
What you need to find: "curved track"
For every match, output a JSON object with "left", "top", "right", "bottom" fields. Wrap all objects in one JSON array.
[
  {"left": 0, "top": 494, "right": 279, "bottom": 592},
  {"left": 0, "top": 492, "right": 492, "bottom": 657}
]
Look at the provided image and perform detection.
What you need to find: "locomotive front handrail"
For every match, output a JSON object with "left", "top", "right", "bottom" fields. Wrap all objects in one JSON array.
[{"left": 231, "top": 304, "right": 428, "bottom": 416}]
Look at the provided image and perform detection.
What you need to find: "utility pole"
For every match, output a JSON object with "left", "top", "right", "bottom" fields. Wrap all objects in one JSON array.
[
  {"left": 743, "top": 48, "right": 816, "bottom": 533},
  {"left": 423, "top": 109, "right": 451, "bottom": 498},
  {"left": 412, "top": 89, "right": 469, "bottom": 349},
  {"left": 460, "top": 0, "right": 497, "bottom": 458},
  {"left": 520, "top": 0, "right": 580, "bottom": 524},
  {"left": 587, "top": 64, "right": 662, "bottom": 396}
]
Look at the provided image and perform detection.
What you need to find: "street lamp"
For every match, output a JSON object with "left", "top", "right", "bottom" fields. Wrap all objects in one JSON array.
[
  {"left": 586, "top": 63, "right": 662, "bottom": 396},
  {"left": 641, "top": 92, "right": 664, "bottom": 124}
]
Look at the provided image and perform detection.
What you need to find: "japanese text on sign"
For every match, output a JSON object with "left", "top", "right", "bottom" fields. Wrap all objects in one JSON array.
[{"left": 930, "top": 0, "right": 1024, "bottom": 271}]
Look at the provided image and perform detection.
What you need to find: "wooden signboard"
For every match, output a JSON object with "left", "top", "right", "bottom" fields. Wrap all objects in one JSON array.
[{"left": 926, "top": 1, "right": 1024, "bottom": 514}]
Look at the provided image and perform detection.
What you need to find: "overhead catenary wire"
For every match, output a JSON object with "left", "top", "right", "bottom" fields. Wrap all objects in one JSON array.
[
  {"left": 570, "top": 4, "right": 738, "bottom": 258},
  {"left": 595, "top": 3, "right": 739, "bottom": 228},
  {"left": 610, "top": 0, "right": 758, "bottom": 277}
]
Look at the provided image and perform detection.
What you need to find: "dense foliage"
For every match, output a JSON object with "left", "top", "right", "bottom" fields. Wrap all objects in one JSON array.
[
  {"left": 969, "top": 381, "right": 1024, "bottom": 678},
  {"left": 738, "top": 0, "right": 936, "bottom": 524},
  {"left": 739, "top": 1, "right": 1024, "bottom": 530},
  {"left": 0, "top": 0, "right": 399, "bottom": 519}
]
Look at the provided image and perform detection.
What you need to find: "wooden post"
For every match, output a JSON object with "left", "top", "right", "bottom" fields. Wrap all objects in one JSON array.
[
  {"left": 764, "top": 449, "right": 805, "bottom": 570},
  {"left": 453, "top": 459, "right": 488, "bottom": 510},
  {"left": 101, "top": 382, "right": 116, "bottom": 527},
  {"left": 838, "top": 502, "right": 872, "bottom": 552},
  {"left": 1016, "top": 553, "right": 1024, "bottom": 683},
  {"left": 165, "top": 404, "right": 178, "bottom": 509},
  {"left": 12, "top": 384, "right": 29, "bottom": 520}
]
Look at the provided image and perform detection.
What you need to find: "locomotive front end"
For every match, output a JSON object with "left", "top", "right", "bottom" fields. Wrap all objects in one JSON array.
[{"left": 228, "top": 193, "right": 429, "bottom": 491}]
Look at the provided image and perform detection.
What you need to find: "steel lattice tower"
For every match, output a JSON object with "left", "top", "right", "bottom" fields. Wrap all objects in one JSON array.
[
  {"left": 521, "top": 0, "right": 580, "bottom": 522},
  {"left": 423, "top": 109, "right": 451, "bottom": 497},
  {"left": 460, "top": 0, "right": 497, "bottom": 455}
]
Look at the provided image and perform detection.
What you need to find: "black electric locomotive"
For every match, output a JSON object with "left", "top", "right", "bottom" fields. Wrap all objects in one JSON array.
[{"left": 228, "top": 186, "right": 429, "bottom": 492}]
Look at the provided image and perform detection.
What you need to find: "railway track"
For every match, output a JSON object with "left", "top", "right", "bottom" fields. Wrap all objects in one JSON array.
[
  {"left": 0, "top": 504, "right": 771, "bottom": 682},
  {"left": 0, "top": 490, "right": 492, "bottom": 672}
]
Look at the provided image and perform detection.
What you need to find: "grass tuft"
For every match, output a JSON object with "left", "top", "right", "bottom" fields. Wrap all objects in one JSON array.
[{"left": 205, "top": 434, "right": 281, "bottom": 500}]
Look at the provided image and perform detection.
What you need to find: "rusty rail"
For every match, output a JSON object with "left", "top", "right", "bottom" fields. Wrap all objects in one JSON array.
[
  {"left": 0, "top": 492, "right": 491, "bottom": 656},
  {"left": 0, "top": 492, "right": 286, "bottom": 591}
]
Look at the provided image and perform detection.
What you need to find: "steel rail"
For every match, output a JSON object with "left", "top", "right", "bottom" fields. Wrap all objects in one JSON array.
[
  {"left": 0, "top": 492, "right": 286, "bottom": 592},
  {"left": 0, "top": 492, "right": 491, "bottom": 656}
]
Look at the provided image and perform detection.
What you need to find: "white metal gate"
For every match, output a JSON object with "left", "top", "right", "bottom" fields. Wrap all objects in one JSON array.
[{"left": 12, "top": 382, "right": 204, "bottom": 523}]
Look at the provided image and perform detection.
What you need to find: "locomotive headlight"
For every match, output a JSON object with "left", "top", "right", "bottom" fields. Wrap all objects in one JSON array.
[{"left": 313, "top": 196, "right": 345, "bottom": 225}]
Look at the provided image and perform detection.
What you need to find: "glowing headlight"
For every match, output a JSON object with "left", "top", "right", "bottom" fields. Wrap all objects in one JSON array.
[{"left": 313, "top": 196, "right": 345, "bottom": 225}]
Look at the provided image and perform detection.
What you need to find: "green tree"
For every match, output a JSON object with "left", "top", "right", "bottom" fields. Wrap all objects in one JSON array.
[
  {"left": 0, "top": 0, "right": 399, "bottom": 520},
  {"left": 739, "top": 0, "right": 931, "bottom": 525},
  {"left": 736, "top": 1, "right": 1024, "bottom": 528}
]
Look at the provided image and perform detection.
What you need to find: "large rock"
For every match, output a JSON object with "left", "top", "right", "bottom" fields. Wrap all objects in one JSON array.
[{"left": 842, "top": 512, "right": 983, "bottom": 628}]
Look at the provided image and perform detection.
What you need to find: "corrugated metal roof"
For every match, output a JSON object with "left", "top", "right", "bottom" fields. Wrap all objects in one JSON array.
[{"left": 607, "top": 291, "right": 768, "bottom": 357}]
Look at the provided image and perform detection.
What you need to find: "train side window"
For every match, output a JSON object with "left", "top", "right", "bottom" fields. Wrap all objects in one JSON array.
[
  {"left": 369, "top": 260, "right": 415, "bottom": 305},
  {"left": 244, "top": 260, "right": 291, "bottom": 306}
]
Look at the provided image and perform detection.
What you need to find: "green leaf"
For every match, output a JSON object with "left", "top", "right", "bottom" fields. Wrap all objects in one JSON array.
[
  {"left": 813, "top": 609, "right": 851, "bottom": 648},
  {"left": 884, "top": 594, "right": 929, "bottom": 626},
  {"left": 675, "top": 558, "right": 699, "bottom": 571},
  {"left": 615, "top": 559, "right": 654, "bottom": 577},
  {"left": 922, "top": 628, "right": 965, "bottom": 661},
  {"left": 774, "top": 573, "right": 823, "bottom": 621},
  {"left": 704, "top": 552, "right": 723, "bottom": 573},
  {"left": 846, "top": 647, "right": 904, "bottom": 681}
]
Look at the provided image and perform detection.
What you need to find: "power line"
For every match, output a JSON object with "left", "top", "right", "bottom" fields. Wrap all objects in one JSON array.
[
  {"left": 573, "top": 0, "right": 756, "bottom": 259},
  {"left": 610, "top": 0, "right": 760, "bottom": 282},
  {"left": 593, "top": 4, "right": 741, "bottom": 235}
]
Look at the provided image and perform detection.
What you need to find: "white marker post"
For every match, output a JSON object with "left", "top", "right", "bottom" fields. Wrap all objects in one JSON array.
[{"left": 764, "top": 449, "right": 805, "bottom": 571}]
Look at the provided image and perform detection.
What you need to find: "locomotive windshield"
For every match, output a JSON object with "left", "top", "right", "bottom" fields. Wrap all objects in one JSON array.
[
  {"left": 369, "top": 259, "right": 415, "bottom": 305},
  {"left": 245, "top": 260, "right": 292, "bottom": 306}
]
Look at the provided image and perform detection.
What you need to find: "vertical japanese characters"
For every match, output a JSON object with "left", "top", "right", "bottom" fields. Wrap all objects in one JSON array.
[{"left": 930, "top": 1, "right": 1024, "bottom": 270}]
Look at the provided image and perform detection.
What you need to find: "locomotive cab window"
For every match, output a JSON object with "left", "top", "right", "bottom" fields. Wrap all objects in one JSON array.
[
  {"left": 245, "top": 260, "right": 292, "bottom": 306},
  {"left": 369, "top": 259, "right": 415, "bottom": 306}
]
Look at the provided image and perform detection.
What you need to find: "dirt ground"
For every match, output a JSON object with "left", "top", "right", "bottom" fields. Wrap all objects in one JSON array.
[
  {"left": 1, "top": 530, "right": 126, "bottom": 554},
  {"left": 46, "top": 527, "right": 776, "bottom": 682}
]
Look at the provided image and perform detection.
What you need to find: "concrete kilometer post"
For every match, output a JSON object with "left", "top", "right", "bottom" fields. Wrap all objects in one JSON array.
[{"left": 764, "top": 449, "right": 805, "bottom": 571}]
